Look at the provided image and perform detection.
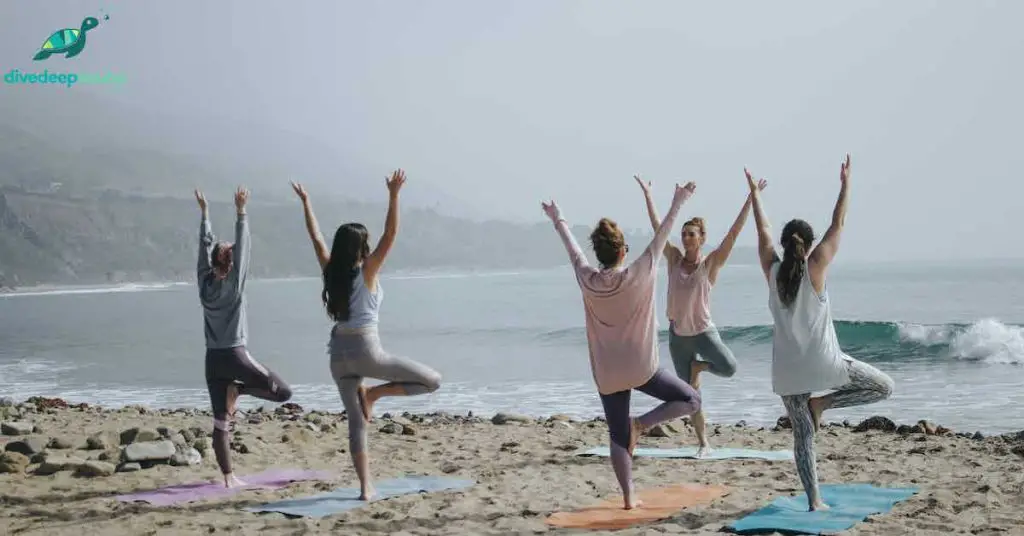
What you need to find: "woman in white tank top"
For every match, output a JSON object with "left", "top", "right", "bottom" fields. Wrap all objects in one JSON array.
[{"left": 746, "top": 155, "right": 894, "bottom": 512}]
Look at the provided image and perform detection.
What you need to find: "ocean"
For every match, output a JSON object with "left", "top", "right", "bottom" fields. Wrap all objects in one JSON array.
[{"left": 2, "top": 258, "right": 1022, "bottom": 434}]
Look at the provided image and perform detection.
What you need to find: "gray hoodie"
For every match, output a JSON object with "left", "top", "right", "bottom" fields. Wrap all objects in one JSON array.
[{"left": 197, "top": 213, "right": 250, "bottom": 349}]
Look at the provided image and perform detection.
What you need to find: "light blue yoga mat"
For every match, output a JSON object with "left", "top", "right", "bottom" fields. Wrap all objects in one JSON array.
[
  {"left": 244, "top": 475, "right": 475, "bottom": 518},
  {"left": 728, "top": 483, "right": 918, "bottom": 534},
  {"left": 577, "top": 446, "right": 793, "bottom": 461}
]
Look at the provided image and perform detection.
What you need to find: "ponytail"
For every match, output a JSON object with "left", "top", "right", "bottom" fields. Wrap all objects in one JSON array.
[{"left": 776, "top": 219, "right": 815, "bottom": 307}]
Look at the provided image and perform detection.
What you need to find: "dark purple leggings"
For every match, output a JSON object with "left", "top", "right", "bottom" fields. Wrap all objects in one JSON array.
[
  {"left": 205, "top": 346, "right": 292, "bottom": 475},
  {"left": 599, "top": 368, "right": 701, "bottom": 497}
]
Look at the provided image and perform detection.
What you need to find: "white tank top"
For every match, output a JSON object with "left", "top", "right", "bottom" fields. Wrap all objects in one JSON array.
[{"left": 767, "top": 260, "right": 850, "bottom": 396}]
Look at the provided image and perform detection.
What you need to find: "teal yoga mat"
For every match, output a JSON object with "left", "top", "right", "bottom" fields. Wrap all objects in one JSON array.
[
  {"left": 728, "top": 483, "right": 918, "bottom": 534},
  {"left": 244, "top": 475, "right": 476, "bottom": 518},
  {"left": 577, "top": 446, "right": 794, "bottom": 461}
]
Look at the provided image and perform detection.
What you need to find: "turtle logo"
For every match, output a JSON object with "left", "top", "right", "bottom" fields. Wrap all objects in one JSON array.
[{"left": 33, "top": 16, "right": 104, "bottom": 61}]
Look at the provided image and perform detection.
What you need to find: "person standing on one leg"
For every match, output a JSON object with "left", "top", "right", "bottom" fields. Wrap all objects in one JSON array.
[
  {"left": 542, "top": 181, "right": 702, "bottom": 510},
  {"left": 746, "top": 155, "right": 894, "bottom": 511},
  {"left": 635, "top": 174, "right": 767, "bottom": 457},
  {"left": 291, "top": 170, "right": 442, "bottom": 502},
  {"left": 195, "top": 186, "right": 294, "bottom": 489}
]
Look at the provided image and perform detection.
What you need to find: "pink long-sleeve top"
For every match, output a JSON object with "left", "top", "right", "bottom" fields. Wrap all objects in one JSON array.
[{"left": 552, "top": 192, "right": 689, "bottom": 395}]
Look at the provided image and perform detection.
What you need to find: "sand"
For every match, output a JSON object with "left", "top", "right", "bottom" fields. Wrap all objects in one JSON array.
[{"left": 1, "top": 398, "right": 1023, "bottom": 535}]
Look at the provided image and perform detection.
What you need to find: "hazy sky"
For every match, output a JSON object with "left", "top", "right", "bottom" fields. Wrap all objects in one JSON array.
[{"left": 2, "top": 1, "right": 1021, "bottom": 262}]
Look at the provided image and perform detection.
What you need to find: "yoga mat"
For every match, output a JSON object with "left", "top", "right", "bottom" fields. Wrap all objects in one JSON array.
[
  {"left": 114, "top": 468, "right": 334, "bottom": 506},
  {"left": 577, "top": 446, "right": 793, "bottom": 461},
  {"left": 546, "top": 483, "right": 728, "bottom": 530},
  {"left": 245, "top": 475, "right": 476, "bottom": 518},
  {"left": 728, "top": 483, "right": 918, "bottom": 534}
]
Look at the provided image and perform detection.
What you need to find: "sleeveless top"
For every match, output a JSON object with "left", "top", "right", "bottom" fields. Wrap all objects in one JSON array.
[
  {"left": 331, "top": 266, "right": 382, "bottom": 332},
  {"left": 666, "top": 255, "right": 714, "bottom": 336},
  {"left": 767, "top": 259, "right": 850, "bottom": 396}
]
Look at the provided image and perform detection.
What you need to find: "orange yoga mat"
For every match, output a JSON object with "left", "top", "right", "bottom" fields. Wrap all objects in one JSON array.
[{"left": 545, "top": 484, "right": 728, "bottom": 530}]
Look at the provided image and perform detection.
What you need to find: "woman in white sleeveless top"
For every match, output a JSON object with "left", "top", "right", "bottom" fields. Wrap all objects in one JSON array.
[{"left": 746, "top": 155, "right": 894, "bottom": 511}]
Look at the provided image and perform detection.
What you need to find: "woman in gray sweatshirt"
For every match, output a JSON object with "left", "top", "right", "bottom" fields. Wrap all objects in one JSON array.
[{"left": 196, "top": 187, "right": 293, "bottom": 489}]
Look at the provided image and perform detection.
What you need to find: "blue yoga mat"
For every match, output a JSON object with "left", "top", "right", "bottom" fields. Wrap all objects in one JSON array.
[
  {"left": 244, "top": 475, "right": 476, "bottom": 518},
  {"left": 577, "top": 446, "right": 793, "bottom": 461},
  {"left": 728, "top": 483, "right": 918, "bottom": 534}
]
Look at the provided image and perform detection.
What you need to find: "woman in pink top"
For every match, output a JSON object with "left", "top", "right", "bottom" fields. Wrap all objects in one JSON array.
[
  {"left": 542, "top": 182, "right": 702, "bottom": 510},
  {"left": 635, "top": 175, "right": 767, "bottom": 457}
]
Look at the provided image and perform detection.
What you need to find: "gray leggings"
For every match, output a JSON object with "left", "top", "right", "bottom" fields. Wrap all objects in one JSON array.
[
  {"left": 781, "top": 357, "right": 894, "bottom": 507},
  {"left": 668, "top": 324, "right": 738, "bottom": 385},
  {"left": 329, "top": 328, "right": 442, "bottom": 454}
]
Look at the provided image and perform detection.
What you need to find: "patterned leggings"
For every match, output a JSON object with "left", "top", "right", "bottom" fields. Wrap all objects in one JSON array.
[{"left": 781, "top": 357, "right": 894, "bottom": 508}]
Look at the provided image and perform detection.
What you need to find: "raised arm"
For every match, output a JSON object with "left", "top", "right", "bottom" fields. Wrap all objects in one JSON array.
[
  {"left": 809, "top": 154, "right": 851, "bottom": 276},
  {"left": 362, "top": 169, "right": 405, "bottom": 282},
  {"left": 634, "top": 175, "right": 681, "bottom": 262},
  {"left": 542, "top": 200, "right": 590, "bottom": 271},
  {"left": 745, "top": 168, "right": 777, "bottom": 280},
  {"left": 645, "top": 181, "right": 694, "bottom": 261},
  {"left": 707, "top": 179, "right": 768, "bottom": 279},
  {"left": 291, "top": 182, "right": 330, "bottom": 270},
  {"left": 231, "top": 186, "right": 251, "bottom": 287},
  {"left": 195, "top": 189, "right": 215, "bottom": 281}
]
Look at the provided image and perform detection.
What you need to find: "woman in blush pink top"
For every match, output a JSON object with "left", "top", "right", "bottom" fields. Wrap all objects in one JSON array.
[
  {"left": 542, "top": 182, "right": 702, "bottom": 511},
  {"left": 635, "top": 174, "right": 767, "bottom": 457}
]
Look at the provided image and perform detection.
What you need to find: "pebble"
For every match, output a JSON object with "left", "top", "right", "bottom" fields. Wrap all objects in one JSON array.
[
  {"left": 1, "top": 421, "right": 35, "bottom": 436},
  {"left": 123, "top": 440, "right": 176, "bottom": 462},
  {"left": 0, "top": 451, "right": 30, "bottom": 473}
]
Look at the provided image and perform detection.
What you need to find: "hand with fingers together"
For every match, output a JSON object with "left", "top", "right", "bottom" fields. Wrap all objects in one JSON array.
[
  {"left": 541, "top": 200, "right": 562, "bottom": 223},
  {"left": 234, "top": 186, "right": 250, "bottom": 214},
  {"left": 194, "top": 189, "right": 208, "bottom": 214}
]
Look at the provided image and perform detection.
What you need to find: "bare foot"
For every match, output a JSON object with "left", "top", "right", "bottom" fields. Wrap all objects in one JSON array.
[
  {"left": 226, "top": 383, "right": 240, "bottom": 421},
  {"left": 689, "top": 361, "right": 709, "bottom": 389},
  {"left": 808, "top": 397, "right": 827, "bottom": 432},
  {"left": 357, "top": 385, "right": 373, "bottom": 422},
  {"left": 695, "top": 444, "right": 712, "bottom": 458},
  {"left": 628, "top": 417, "right": 644, "bottom": 456},
  {"left": 223, "top": 473, "right": 247, "bottom": 489},
  {"left": 624, "top": 497, "right": 644, "bottom": 510},
  {"left": 809, "top": 501, "right": 831, "bottom": 511},
  {"left": 359, "top": 484, "right": 376, "bottom": 501}
]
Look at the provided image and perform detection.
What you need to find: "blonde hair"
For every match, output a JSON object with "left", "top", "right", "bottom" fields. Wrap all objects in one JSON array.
[{"left": 683, "top": 217, "right": 706, "bottom": 237}]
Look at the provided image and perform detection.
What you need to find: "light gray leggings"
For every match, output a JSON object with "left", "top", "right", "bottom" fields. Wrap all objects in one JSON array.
[
  {"left": 781, "top": 357, "right": 894, "bottom": 507},
  {"left": 329, "top": 329, "right": 442, "bottom": 454}
]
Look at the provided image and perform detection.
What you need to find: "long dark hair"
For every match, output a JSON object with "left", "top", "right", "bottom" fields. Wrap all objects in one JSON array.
[
  {"left": 776, "top": 219, "right": 815, "bottom": 307},
  {"left": 322, "top": 223, "right": 371, "bottom": 322}
]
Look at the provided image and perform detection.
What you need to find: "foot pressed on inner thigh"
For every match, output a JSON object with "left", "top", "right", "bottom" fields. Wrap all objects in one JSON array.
[
  {"left": 226, "top": 383, "right": 241, "bottom": 421},
  {"left": 808, "top": 396, "right": 828, "bottom": 432},
  {"left": 357, "top": 385, "right": 373, "bottom": 422},
  {"left": 689, "top": 360, "right": 709, "bottom": 388},
  {"left": 628, "top": 417, "right": 644, "bottom": 456}
]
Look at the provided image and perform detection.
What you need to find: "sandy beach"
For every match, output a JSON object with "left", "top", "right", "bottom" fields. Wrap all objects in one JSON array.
[{"left": 1, "top": 397, "right": 1023, "bottom": 535}]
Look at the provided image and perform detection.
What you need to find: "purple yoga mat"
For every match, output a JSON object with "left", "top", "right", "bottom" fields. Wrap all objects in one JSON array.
[{"left": 115, "top": 468, "right": 334, "bottom": 506}]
